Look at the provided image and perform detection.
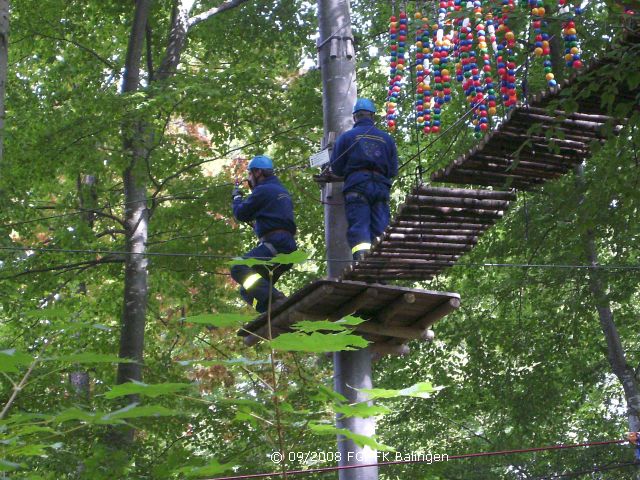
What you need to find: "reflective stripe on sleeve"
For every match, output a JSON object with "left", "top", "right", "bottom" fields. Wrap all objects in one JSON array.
[
  {"left": 351, "top": 243, "right": 372, "bottom": 254},
  {"left": 242, "top": 273, "right": 263, "bottom": 290}
]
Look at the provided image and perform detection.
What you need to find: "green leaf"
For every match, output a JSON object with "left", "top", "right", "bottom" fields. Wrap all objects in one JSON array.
[
  {"left": 173, "top": 460, "right": 235, "bottom": 478},
  {"left": 228, "top": 250, "right": 308, "bottom": 267},
  {"left": 23, "top": 308, "right": 69, "bottom": 320},
  {"left": 336, "top": 315, "right": 366, "bottom": 326},
  {"left": 104, "top": 381, "right": 192, "bottom": 399},
  {"left": 292, "top": 314, "right": 365, "bottom": 332},
  {"left": 6, "top": 443, "right": 49, "bottom": 457},
  {"left": 270, "top": 250, "right": 309, "bottom": 265},
  {"left": 333, "top": 403, "right": 392, "bottom": 418},
  {"left": 291, "top": 320, "right": 348, "bottom": 333},
  {"left": 0, "top": 459, "right": 23, "bottom": 472},
  {"left": 310, "top": 385, "right": 348, "bottom": 403},
  {"left": 360, "top": 382, "right": 439, "bottom": 400},
  {"left": 183, "top": 313, "right": 253, "bottom": 328},
  {"left": 270, "top": 331, "right": 369, "bottom": 352},
  {"left": 0, "top": 349, "right": 34, "bottom": 373},
  {"left": 0, "top": 413, "right": 52, "bottom": 426},
  {"left": 53, "top": 408, "right": 102, "bottom": 424},
  {"left": 49, "top": 353, "right": 134, "bottom": 364},
  {"left": 308, "top": 423, "right": 394, "bottom": 451},
  {"left": 101, "top": 404, "right": 181, "bottom": 421},
  {"left": 178, "top": 357, "right": 270, "bottom": 367}
]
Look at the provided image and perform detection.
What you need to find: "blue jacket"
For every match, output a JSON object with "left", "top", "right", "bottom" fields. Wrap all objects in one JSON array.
[
  {"left": 330, "top": 118, "right": 398, "bottom": 191},
  {"left": 232, "top": 176, "right": 296, "bottom": 238}
]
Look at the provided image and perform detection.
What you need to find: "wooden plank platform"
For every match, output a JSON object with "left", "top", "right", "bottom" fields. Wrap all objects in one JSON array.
[
  {"left": 341, "top": 186, "right": 516, "bottom": 282},
  {"left": 238, "top": 279, "right": 460, "bottom": 356},
  {"left": 430, "top": 34, "right": 639, "bottom": 190}
]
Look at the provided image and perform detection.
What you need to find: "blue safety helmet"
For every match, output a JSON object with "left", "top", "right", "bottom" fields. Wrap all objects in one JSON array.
[
  {"left": 352, "top": 98, "right": 377, "bottom": 114},
  {"left": 248, "top": 155, "right": 273, "bottom": 170}
]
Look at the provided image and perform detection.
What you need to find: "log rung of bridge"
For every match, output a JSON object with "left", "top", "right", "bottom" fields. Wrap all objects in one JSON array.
[
  {"left": 342, "top": 186, "right": 516, "bottom": 282},
  {"left": 239, "top": 280, "right": 460, "bottom": 355}
]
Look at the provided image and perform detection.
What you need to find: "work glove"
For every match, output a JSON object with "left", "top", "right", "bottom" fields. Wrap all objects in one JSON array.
[{"left": 231, "top": 185, "right": 243, "bottom": 201}]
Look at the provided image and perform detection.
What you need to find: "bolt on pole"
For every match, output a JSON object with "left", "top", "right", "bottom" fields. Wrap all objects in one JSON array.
[{"left": 317, "top": 0, "right": 379, "bottom": 479}]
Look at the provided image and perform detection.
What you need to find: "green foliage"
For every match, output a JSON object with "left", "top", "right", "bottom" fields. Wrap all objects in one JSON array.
[
  {"left": 270, "top": 331, "right": 369, "bottom": 353},
  {"left": 0, "top": 0, "right": 638, "bottom": 478},
  {"left": 103, "top": 382, "right": 192, "bottom": 399}
]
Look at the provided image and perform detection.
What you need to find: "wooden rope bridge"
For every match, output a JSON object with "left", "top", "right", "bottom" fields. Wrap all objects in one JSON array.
[{"left": 241, "top": 30, "right": 639, "bottom": 355}]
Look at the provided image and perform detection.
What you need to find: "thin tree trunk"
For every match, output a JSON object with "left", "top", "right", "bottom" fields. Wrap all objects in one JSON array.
[
  {"left": 117, "top": 0, "right": 151, "bottom": 392},
  {"left": 0, "top": 0, "right": 9, "bottom": 166},
  {"left": 575, "top": 164, "right": 640, "bottom": 436}
]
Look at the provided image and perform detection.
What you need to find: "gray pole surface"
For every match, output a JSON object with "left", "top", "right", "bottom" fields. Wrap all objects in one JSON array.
[{"left": 317, "top": 1, "right": 378, "bottom": 478}]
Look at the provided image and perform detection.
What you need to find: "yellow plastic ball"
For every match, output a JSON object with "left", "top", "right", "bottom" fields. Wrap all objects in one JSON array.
[
  {"left": 489, "top": 107, "right": 497, "bottom": 115},
  {"left": 567, "top": 27, "right": 576, "bottom": 35},
  {"left": 546, "top": 72, "right": 554, "bottom": 80},
  {"left": 531, "top": 7, "right": 539, "bottom": 16},
  {"left": 415, "top": 12, "right": 422, "bottom": 19},
  {"left": 397, "top": 64, "right": 405, "bottom": 71},
  {"left": 417, "top": 64, "right": 424, "bottom": 71},
  {"left": 441, "top": 69, "right": 449, "bottom": 76},
  {"left": 433, "top": 58, "right": 441, "bottom": 65},
  {"left": 542, "top": 41, "right": 549, "bottom": 48},
  {"left": 538, "top": 7, "right": 545, "bottom": 15},
  {"left": 417, "top": 116, "right": 424, "bottom": 122},
  {"left": 505, "top": 31, "right": 515, "bottom": 40},
  {"left": 565, "top": 53, "right": 573, "bottom": 61},
  {"left": 534, "top": 47, "right": 543, "bottom": 56},
  {"left": 570, "top": 47, "right": 579, "bottom": 54},
  {"left": 416, "top": 41, "right": 423, "bottom": 48}
]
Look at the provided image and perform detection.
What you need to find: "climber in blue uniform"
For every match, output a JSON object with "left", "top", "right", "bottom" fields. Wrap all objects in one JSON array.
[
  {"left": 230, "top": 155, "right": 297, "bottom": 313},
  {"left": 329, "top": 98, "right": 398, "bottom": 261}
]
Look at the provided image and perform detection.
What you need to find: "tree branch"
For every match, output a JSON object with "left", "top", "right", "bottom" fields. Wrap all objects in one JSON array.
[
  {"left": 0, "top": 256, "right": 124, "bottom": 280},
  {"left": 187, "top": 0, "right": 250, "bottom": 29},
  {"left": 31, "top": 32, "right": 116, "bottom": 70}
]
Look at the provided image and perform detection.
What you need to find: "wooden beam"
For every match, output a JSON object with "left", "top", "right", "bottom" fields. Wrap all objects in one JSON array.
[
  {"left": 370, "top": 343, "right": 410, "bottom": 356},
  {"left": 384, "top": 233, "right": 478, "bottom": 243},
  {"left": 329, "top": 287, "right": 379, "bottom": 320},
  {"left": 354, "top": 322, "right": 434, "bottom": 340},
  {"left": 398, "top": 203, "right": 504, "bottom": 219},
  {"left": 414, "top": 185, "right": 516, "bottom": 201},
  {"left": 372, "top": 293, "right": 415, "bottom": 325},
  {"left": 413, "top": 298, "right": 461, "bottom": 329},
  {"left": 405, "top": 194, "right": 511, "bottom": 210}
]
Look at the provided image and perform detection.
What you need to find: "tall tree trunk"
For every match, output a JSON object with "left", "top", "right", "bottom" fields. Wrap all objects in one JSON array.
[
  {"left": 117, "top": 0, "right": 151, "bottom": 392},
  {"left": 156, "top": 0, "right": 196, "bottom": 80},
  {"left": 575, "top": 165, "right": 640, "bottom": 436},
  {"left": 0, "top": 0, "right": 9, "bottom": 166}
]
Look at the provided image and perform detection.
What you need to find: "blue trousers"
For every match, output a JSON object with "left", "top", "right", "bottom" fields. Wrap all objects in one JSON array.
[
  {"left": 230, "top": 232, "right": 296, "bottom": 313},
  {"left": 344, "top": 180, "right": 390, "bottom": 255}
]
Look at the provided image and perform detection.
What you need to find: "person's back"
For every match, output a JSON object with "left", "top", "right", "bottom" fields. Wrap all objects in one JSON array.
[
  {"left": 233, "top": 174, "right": 296, "bottom": 239},
  {"left": 329, "top": 98, "right": 398, "bottom": 260}
]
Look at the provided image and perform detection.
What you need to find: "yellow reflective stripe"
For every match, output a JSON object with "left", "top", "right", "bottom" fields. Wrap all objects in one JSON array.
[
  {"left": 252, "top": 298, "right": 259, "bottom": 308},
  {"left": 351, "top": 243, "right": 372, "bottom": 254},
  {"left": 242, "top": 273, "right": 262, "bottom": 290}
]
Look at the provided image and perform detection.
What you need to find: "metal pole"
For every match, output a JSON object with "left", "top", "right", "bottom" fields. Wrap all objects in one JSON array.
[{"left": 317, "top": 0, "right": 378, "bottom": 478}]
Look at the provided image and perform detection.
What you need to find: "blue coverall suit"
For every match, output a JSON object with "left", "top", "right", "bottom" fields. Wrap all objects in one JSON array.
[
  {"left": 330, "top": 118, "right": 398, "bottom": 258},
  {"left": 230, "top": 176, "right": 297, "bottom": 313}
]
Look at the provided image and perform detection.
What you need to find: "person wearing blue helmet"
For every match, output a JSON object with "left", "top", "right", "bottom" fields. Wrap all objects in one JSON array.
[
  {"left": 329, "top": 98, "right": 398, "bottom": 261},
  {"left": 230, "top": 155, "right": 297, "bottom": 313}
]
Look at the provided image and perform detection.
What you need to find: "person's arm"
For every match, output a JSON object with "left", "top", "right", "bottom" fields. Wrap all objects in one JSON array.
[
  {"left": 388, "top": 137, "right": 399, "bottom": 178},
  {"left": 232, "top": 186, "right": 265, "bottom": 222},
  {"left": 329, "top": 135, "right": 347, "bottom": 177}
]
